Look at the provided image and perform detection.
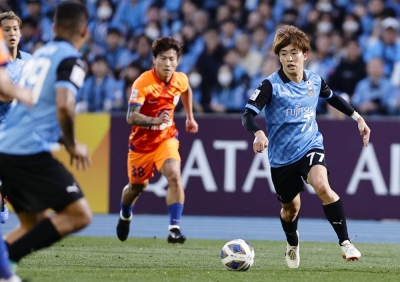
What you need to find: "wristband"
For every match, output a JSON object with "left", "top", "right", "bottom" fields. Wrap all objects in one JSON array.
[{"left": 351, "top": 111, "right": 361, "bottom": 121}]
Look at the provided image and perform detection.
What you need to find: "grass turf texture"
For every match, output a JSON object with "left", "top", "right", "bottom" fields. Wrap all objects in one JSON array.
[{"left": 17, "top": 236, "right": 399, "bottom": 282}]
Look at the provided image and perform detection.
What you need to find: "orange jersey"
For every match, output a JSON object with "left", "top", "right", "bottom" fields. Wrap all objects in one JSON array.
[
  {"left": 128, "top": 68, "right": 189, "bottom": 153},
  {"left": 0, "top": 30, "right": 10, "bottom": 66}
]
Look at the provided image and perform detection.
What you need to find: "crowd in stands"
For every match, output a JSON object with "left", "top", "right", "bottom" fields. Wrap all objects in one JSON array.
[{"left": 6, "top": 0, "right": 400, "bottom": 117}]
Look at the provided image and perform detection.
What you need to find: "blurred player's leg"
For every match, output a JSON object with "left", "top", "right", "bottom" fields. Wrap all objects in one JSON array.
[
  {"left": 7, "top": 198, "right": 91, "bottom": 263},
  {"left": 4, "top": 211, "right": 49, "bottom": 244},
  {"left": 116, "top": 182, "right": 147, "bottom": 241},
  {"left": 0, "top": 225, "right": 19, "bottom": 282}
]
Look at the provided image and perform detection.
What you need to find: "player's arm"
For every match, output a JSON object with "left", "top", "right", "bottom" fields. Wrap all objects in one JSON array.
[
  {"left": 320, "top": 78, "right": 371, "bottom": 146},
  {"left": 56, "top": 57, "right": 91, "bottom": 170},
  {"left": 126, "top": 103, "right": 169, "bottom": 126},
  {"left": 0, "top": 68, "right": 32, "bottom": 105},
  {"left": 242, "top": 79, "right": 272, "bottom": 153},
  {"left": 181, "top": 85, "right": 198, "bottom": 133}
]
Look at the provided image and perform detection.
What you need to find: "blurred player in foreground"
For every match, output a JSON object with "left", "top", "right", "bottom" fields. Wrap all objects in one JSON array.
[
  {"left": 0, "top": 11, "right": 33, "bottom": 224},
  {"left": 0, "top": 20, "right": 32, "bottom": 282},
  {"left": 0, "top": 1, "right": 92, "bottom": 270},
  {"left": 242, "top": 25, "right": 371, "bottom": 268},
  {"left": 116, "top": 36, "right": 198, "bottom": 244}
]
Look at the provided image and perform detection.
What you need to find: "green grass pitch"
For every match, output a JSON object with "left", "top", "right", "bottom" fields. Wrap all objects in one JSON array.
[{"left": 16, "top": 236, "right": 400, "bottom": 282}]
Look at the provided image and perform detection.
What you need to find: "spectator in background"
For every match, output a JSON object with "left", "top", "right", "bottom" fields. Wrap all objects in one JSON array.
[
  {"left": 308, "top": 33, "right": 338, "bottom": 114},
  {"left": 101, "top": 27, "right": 132, "bottom": 76},
  {"left": 244, "top": 10, "right": 263, "bottom": 34},
  {"left": 170, "top": 0, "right": 199, "bottom": 34},
  {"left": 195, "top": 27, "right": 226, "bottom": 112},
  {"left": 220, "top": 19, "right": 239, "bottom": 49},
  {"left": 118, "top": 61, "right": 143, "bottom": 112},
  {"left": 175, "top": 24, "right": 204, "bottom": 73},
  {"left": 235, "top": 33, "right": 263, "bottom": 76},
  {"left": 352, "top": 57, "right": 399, "bottom": 115},
  {"left": 226, "top": 0, "right": 249, "bottom": 29},
  {"left": 364, "top": 17, "right": 400, "bottom": 78},
  {"left": 360, "top": 0, "right": 389, "bottom": 36},
  {"left": 214, "top": 4, "right": 231, "bottom": 26},
  {"left": 22, "top": 0, "right": 53, "bottom": 42},
  {"left": 223, "top": 47, "right": 249, "bottom": 90},
  {"left": 210, "top": 64, "right": 248, "bottom": 113},
  {"left": 192, "top": 9, "right": 209, "bottom": 35},
  {"left": 328, "top": 39, "right": 366, "bottom": 97},
  {"left": 88, "top": 0, "right": 115, "bottom": 46},
  {"left": 76, "top": 56, "right": 122, "bottom": 113},
  {"left": 249, "top": 52, "right": 280, "bottom": 95},
  {"left": 257, "top": 0, "right": 275, "bottom": 33},
  {"left": 129, "top": 34, "right": 153, "bottom": 71},
  {"left": 251, "top": 24, "right": 270, "bottom": 55},
  {"left": 111, "top": 0, "right": 154, "bottom": 36},
  {"left": 18, "top": 17, "right": 38, "bottom": 53}
]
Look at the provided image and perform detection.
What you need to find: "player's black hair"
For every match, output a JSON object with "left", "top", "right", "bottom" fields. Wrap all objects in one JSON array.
[
  {"left": 152, "top": 37, "right": 182, "bottom": 58},
  {"left": 54, "top": 1, "right": 88, "bottom": 33}
]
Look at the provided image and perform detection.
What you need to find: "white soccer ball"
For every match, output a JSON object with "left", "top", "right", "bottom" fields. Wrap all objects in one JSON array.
[{"left": 220, "top": 239, "right": 255, "bottom": 271}]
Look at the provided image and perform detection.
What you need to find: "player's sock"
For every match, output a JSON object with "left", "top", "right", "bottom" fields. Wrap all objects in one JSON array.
[
  {"left": 280, "top": 215, "right": 299, "bottom": 246},
  {"left": 0, "top": 236, "right": 13, "bottom": 279},
  {"left": 120, "top": 202, "right": 133, "bottom": 219},
  {"left": 168, "top": 203, "right": 183, "bottom": 230},
  {"left": 323, "top": 199, "right": 349, "bottom": 244},
  {"left": 7, "top": 218, "right": 61, "bottom": 262}
]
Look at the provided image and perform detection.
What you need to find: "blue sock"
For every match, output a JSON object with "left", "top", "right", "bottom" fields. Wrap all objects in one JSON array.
[
  {"left": 120, "top": 202, "right": 133, "bottom": 218},
  {"left": 168, "top": 203, "right": 184, "bottom": 226},
  {"left": 0, "top": 230, "right": 12, "bottom": 279}
]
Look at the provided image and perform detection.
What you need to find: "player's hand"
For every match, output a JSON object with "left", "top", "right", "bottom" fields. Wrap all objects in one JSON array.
[
  {"left": 253, "top": 130, "right": 268, "bottom": 154},
  {"left": 186, "top": 118, "right": 198, "bottom": 133},
  {"left": 356, "top": 116, "right": 371, "bottom": 147},
  {"left": 67, "top": 142, "right": 91, "bottom": 170},
  {"left": 14, "top": 87, "right": 33, "bottom": 107},
  {"left": 155, "top": 110, "right": 170, "bottom": 125}
]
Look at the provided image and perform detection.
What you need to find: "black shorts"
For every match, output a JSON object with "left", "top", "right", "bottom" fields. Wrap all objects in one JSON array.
[
  {"left": 271, "top": 148, "right": 328, "bottom": 203},
  {"left": 0, "top": 152, "right": 84, "bottom": 213}
]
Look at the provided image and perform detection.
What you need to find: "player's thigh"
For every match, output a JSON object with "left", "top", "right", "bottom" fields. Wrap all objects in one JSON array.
[
  {"left": 271, "top": 161, "right": 304, "bottom": 204},
  {"left": 155, "top": 138, "right": 181, "bottom": 176},
  {"left": 127, "top": 150, "right": 156, "bottom": 184},
  {"left": 0, "top": 152, "right": 85, "bottom": 213},
  {"left": 299, "top": 148, "right": 329, "bottom": 184}
]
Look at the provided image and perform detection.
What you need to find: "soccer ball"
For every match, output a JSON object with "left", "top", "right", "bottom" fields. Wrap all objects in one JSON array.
[{"left": 220, "top": 239, "right": 255, "bottom": 271}]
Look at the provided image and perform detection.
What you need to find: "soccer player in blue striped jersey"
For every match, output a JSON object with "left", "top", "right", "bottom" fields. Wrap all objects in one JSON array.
[
  {"left": 242, "top": 25, "right": 371, "bottom": 268},
  {"left": 0, "top": 11, "right": 33, "bottom": 224},
  {"left": 0, "top": 1, "right": 92, "bottom": 266}
]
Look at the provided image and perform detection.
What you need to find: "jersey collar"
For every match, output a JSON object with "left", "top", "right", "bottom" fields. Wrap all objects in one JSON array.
[
  {"left": 278, "top": 67, "right": 308, "bottom": 83},
  {"left": 16, "top": 50, "right": 22, "bottom": 59}
]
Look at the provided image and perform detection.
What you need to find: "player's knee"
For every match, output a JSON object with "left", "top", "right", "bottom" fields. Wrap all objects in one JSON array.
[
  {"left": 313, "top": 181, "right": 331, "bottom": 197},
  {"left": 129, "top": 183, "right": 147, "bottom": 193},
  {"left": 166, "top": 171, "right": 181, "bottom": 186},
  {"left": 282, "top": 209, "right": 299, "bottom": 221},
  {"left": 73, "top": 208, "right": 92, "bottom": 231}
]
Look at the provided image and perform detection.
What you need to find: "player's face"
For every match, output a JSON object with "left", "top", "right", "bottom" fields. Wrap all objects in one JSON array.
[
  {"left": 278, "top": 44, "right": 308, "bottom": 77},
  {"left": 1, "top": 19, "right": 21, "bottom": 49},
  {"left": 153, "top": 49, "right": 178, "bottom": 82}
]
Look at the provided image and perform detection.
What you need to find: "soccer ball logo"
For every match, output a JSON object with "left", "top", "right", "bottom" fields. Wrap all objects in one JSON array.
[{"left": 220, "top": 239, "right": 255, "bottom": 271}]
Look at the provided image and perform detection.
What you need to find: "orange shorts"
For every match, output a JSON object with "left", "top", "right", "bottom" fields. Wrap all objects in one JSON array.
[{"left": 127, "top": 138, "right": 181, "bottom": 184}]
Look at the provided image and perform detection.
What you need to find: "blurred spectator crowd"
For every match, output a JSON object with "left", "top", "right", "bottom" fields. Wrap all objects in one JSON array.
[{"left": 5, "top": 0, "right": 400, "bottom": 117}]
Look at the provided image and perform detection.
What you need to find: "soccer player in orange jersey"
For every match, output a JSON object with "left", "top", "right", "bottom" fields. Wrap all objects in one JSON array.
[{"left": 116, "top": 37, "right": 198, "bottom": 243}]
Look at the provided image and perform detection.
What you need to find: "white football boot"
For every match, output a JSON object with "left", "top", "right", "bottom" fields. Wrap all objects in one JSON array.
[
  {"left": 285, "top": 231, "right": 300, "bottom": 268},
  {"left": 340, "top": 240, "right": 361, "bottom": 261}
]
